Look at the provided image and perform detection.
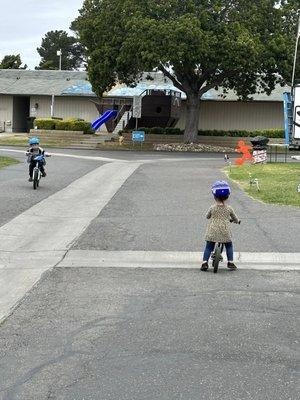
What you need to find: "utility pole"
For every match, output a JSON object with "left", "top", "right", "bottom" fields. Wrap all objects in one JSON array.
[
  {"left": 57, "top": 49, "right": 62, "bottom": 71},
  {"left": 291, "top": 15, "right": 300, "bottom": 89}
]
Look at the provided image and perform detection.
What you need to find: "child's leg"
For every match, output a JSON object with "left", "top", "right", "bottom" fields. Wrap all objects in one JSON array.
[
  {"left": 225, "top": 242, "right": 234, "bottom": 262},
  {"left": 203, "top": 241, "right": 215, "bottom": 261},
  {"left": 225, "top": 242, "right": 237, "bottom": 269},
  {"left": 29, "top": 161, "right": 34, "bottom": 177},
  {"left": 39, "top": 161, "right": 46, "bottom": 176}
]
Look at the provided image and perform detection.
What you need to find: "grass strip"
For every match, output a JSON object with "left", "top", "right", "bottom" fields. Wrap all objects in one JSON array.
[
  {"left": 226, "top": 163, "right": 300, "bottom": 207},
  {"left": 0, "top": 156, "right": 19, "bottom": 170}
]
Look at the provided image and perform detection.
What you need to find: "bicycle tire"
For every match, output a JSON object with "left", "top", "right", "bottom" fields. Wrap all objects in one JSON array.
[
  {"left": 33, "top": 170, "right": 38, "bottom": 190},
  {"left": 213, "top": 243, "right": 223, "bottom": 273}
]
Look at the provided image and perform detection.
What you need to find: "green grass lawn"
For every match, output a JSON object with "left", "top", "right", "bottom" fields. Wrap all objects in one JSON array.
[
  {"left": 0, "top": 136, "right": 155, "bottom": 151},
  {"left": 96, "top": 142, "right": 155, "bottom": 151},
  {"left": 0, "top": 156, "right": 19, "bottom": 170},
  {"left": 0, "top": 136, "right": 29, "bottom": 146},
  {"left": 0, "top": 136, "right": 75, "bottom": 148},
  {"left": 226, "top": 163, "right": 300, "bottom": 207}
]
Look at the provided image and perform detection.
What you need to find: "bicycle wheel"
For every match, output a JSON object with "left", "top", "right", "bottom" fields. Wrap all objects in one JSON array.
[
  {"left": 33, "top": 170, "right": 38, "bottom": 190},
  {"left": 213, "top": 243, "right": 223, "bottom": 273}
]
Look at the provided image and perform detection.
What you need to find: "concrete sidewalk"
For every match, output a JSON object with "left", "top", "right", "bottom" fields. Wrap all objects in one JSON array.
[{"left": 59, "top": 250, "right": 300, "bottom": 270}]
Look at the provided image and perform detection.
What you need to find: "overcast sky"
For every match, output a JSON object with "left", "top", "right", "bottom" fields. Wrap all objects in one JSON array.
[{"left": 0, "top": 0, "right": 84, "bottom": 69}]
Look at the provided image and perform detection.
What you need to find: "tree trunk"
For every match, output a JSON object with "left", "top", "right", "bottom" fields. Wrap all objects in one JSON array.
[{"left": 184, "top": 93, "right": 200, "bottom": 143}]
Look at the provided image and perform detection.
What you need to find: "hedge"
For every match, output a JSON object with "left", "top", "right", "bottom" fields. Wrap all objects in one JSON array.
[
  {"left": 34, "top": 118, "right": 93, "bottom": 134},
  {"left": 55, "top": 119, "right": 93, "bottom": 134},
  {"left": 35, "top": 119, "right": 56, "bottom": 130},
  {"left": 198, "top": 129, "right": 284, "bottom": 138},
  {"left": 134, "top": 127, "right": 183, "bottom": 135},
  {"left": 122, "top": 127, "right": 284, "bottom": 138}
]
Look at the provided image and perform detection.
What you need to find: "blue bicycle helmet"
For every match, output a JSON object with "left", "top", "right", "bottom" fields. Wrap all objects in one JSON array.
[
  {"left": 212, "top": 180, "right": 231, "bottom": 197},
  {"left": 29, "top": 137, "right": 39, "bottom": 145}
]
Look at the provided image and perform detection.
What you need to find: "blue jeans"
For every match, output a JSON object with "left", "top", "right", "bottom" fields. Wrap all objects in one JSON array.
[{"left": 203, "top": 241, "right": 234, "bottom": 262}]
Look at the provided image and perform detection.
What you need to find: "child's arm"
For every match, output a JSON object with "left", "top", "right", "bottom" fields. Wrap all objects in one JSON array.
[
  {"left": 26, "top": 148, "right": 32, "bottom": 162},
  {"left": 206, "top": 206, "right": 213, "bottom": 219},
  {"left": 229, "top": 207, "right": 240, "bottom": 223}
]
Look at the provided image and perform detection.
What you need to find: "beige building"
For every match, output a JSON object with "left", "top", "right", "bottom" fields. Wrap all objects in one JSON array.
[
  {"left": 0, "top": 69, "right": 286, "bottom": 133},
  {"left": 178, "top": 100, "right": 283, "bottom": 131},
  {"left": 108, "top": 72, "right": 286, "bottom": 131},
  {"left": 0, "top": 70, "right": 98, "bottom": 133}
]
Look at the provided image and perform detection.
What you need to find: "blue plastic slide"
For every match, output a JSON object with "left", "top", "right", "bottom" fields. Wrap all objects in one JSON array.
[{"left": 91, "top": 110, "right": 118, "bottom": 130}]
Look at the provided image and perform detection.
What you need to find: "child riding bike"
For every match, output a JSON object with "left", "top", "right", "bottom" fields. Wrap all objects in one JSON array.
[
  {"left": 201, "top": 181, "right": 240, "bottom": 271},
  {"left": 26, "top": 137, "right": 47, "bottom": 182}
]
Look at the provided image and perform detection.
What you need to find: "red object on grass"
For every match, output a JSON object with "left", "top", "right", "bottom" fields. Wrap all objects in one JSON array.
[{"left": 235, "top": 140, "right": 253, "bottom": 165}]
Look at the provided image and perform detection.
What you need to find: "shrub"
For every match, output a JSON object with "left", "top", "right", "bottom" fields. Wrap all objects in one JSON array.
[
  {"left": 120, "top": 127, "right": 284, "bottom": 138},
  {"left": 253, "top": 129, "right": 284, "bottom": 138},
  {"left": 73, "top": 120, "right": 94, "bottom": 134},
  {"left": 55, "top": 120, "right": 72, "bottom": 131},
  {"left": 136, "top": 127, "right": 183, "bottom": 135},
  {"left": 55, "top": 119, "right": 93, "bottom": 134},
  {"left": 165, "top": 127, "right": 183, "bottom": 135},
  {"left": 35, "top": 118, "right": 56, "bottom": 130},
  {"left": 198, "top": 129, "right": 284, "bottom": 138},
  {"left": 138, "top": 127, "right": 152, "bottom": 134},
  {"left": 149, "top": 126, "right": 166, "bottom": 134}
]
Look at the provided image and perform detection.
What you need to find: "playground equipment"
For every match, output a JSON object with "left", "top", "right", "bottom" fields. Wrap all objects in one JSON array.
[
  {"left": 283, "top": 17, "right": 300, "bottom": 149},
  {"left": 284, "top": 86, "right": 300, "bottom": 149},
  {"left": 92, "top": 89, "right": 182, "bottom": 134},
  {"left": 91, "top": 110, "right": 118, "bottom": 131}
]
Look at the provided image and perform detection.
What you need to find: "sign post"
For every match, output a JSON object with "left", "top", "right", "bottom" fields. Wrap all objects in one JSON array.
[
  {"left": 132, "top": 130, "right": 145, "bottom": 150},
  {"left": 133, "top": 96, "right": 142, "bottom": 130}
]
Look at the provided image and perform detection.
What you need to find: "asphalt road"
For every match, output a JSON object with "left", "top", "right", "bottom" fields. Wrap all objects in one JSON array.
[
  {"left": 74, "top": 160, "right": 300, "bottom": 252},
  {"left": 0, "top": 268, "right": 298, "bottom": 400},
  {"left": 0, "top": 148, "right": 105, "bottom": 227},
  {"left": 0, "top": 147, "right": 299, "bottom": 400}
]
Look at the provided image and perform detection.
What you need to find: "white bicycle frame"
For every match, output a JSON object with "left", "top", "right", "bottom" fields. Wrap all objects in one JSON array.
[{"left": 33, "top": 161, "right": 42, "bottom": 182}]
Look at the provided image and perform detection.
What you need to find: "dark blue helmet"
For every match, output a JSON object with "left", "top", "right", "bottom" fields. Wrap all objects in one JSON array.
[{"left": 212, "top": 180, "right": 231, "bottom": 197}]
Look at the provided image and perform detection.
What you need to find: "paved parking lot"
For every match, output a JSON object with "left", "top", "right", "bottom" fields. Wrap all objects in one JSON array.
[{"left": 0, "top": 147, "right": 299, "bottom": 400}]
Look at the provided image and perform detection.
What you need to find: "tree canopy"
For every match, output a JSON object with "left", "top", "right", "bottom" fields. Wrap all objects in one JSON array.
[
  {"left": 36, "top": 30, "right": 84, "bottom": 70},
  {"left": 0, "top": 54, "right": 27, "bottom": 69},
  {"left": 73, "top": 0, "right": 299, "bottom": 142}
]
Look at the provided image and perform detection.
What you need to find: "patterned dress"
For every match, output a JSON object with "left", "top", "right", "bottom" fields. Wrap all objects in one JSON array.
[{"left": 204, "top": 204, "right": 239, "bottom": 243}]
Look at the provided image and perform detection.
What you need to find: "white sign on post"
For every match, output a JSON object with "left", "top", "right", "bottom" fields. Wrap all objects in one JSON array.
[
  {"left": 253, "top": 150, "right": 267, "bottom": 164},
  {"left": 132, "top": 96, "right": 142, "bottom": 118}
]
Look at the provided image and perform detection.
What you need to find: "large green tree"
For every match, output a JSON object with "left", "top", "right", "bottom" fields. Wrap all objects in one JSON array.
[
  {"left": 73, "top": 0, "right": 299, "bottom": 142},
  {"left": 0, "top": 54, "right": 27, "bottom": 69},
  {"left": 36, "top": 30, "right": 84, "bottom": 70}
]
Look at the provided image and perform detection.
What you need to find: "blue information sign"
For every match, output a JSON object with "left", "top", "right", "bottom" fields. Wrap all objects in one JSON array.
[{"left": 132, "top": 131, "right": 145, "bottom": 142}]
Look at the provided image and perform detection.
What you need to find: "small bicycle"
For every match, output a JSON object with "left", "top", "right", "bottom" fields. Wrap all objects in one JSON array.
[
  {"left": 32, "top": 153, "right": 50, "bottom": 190},
  {"left": 211, "top": 220, "right": 241, "bottom": 273}
]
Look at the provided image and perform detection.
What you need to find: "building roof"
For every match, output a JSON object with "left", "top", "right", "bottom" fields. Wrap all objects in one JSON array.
[
  {"left": 0, "top": 69, "right": 290, "bottom": 101},
  {"left": 0, "top": 70, "right": 95, "bottom": 97},
  {"left": 107, "top": 72, "right": 290, "bottom": 102}
]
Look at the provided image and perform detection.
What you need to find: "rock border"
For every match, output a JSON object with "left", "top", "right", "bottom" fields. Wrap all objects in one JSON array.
[{"left": 153, "top": 143, "right": 235, "bottom": 153}]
